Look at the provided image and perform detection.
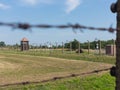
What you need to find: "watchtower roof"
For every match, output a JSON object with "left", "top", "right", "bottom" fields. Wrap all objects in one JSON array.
[{"left": 21, "top": 37, "right": 28, "bottom": 42}]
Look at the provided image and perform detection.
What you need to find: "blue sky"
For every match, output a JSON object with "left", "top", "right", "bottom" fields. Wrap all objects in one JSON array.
[{"left": 0, "top": 0, "right": 117, "bottom": 45}]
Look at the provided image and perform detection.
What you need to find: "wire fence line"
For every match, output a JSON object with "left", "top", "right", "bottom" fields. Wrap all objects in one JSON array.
[
  {"left": 0, "top": 67, "right": 110, "bottom": 87},
  {"left": 0, "top": 22, "right": 115, "bottom": 87},
  {"left": 0, "top": 22, "right": 117, "bottom": 33}
]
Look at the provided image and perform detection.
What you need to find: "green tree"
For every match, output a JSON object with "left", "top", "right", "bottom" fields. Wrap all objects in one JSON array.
[
  {"left": 0, "top": 41, "right": 6, "bottom": 47},
  {"left": 64, "top": 39, "right": 80, "bottom": 50},
  {"left": 13, "top": 43, "right": 20, "bottom": 49},
  {"left": 71, "top": 39, "right": 79, "bottom": 50}
]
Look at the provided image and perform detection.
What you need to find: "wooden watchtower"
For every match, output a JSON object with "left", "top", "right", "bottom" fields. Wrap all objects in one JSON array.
[{"left": 21, "top": 37, "right": 29, "bottom": 51}]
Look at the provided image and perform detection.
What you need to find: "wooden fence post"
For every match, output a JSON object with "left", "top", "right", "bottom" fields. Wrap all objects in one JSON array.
[
  {"left": 78, "top": 41, "right": 80, "bottom": 54},
  {"left": 62, "top": 42, "right": 64, "bottom": 54},
  {"left": 87, "top": 40, "right": 90, "bottom": 54},
  {"left": 99, "top": 40, "right": 101, "bottom": 55},
  {"left": 111, "top": 1, "right": 120, "bottom": 89}
]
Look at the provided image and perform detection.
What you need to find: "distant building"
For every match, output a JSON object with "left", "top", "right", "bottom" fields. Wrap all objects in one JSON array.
[
  {"left": 106, "top": 45, "right": 116, "bottom": 56},
  {"left": 21, "top": 37, "right": 29, "bottom": 51}
]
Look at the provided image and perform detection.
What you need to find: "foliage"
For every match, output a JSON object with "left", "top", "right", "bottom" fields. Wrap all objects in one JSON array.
[
  {"left": 13, "top": 43, "right": 20, "bottom": 49},
  {"left": 80, "top": 39, "right": 115, "bottom": 49},
  {"left": 65, "top": 39, "right": 80, "bottom": 50},
  {"left": 0, "top": 39, "right": 114, "bottom": 50},
  {"left": 64, "top": 39, "right": 115, "bottom": 50},
  {"left": 0, "top": 41, "right": 6, "bottom": 47}
]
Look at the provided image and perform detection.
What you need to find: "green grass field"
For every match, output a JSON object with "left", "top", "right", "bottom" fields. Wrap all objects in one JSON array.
[
  {"left": 0, "top": 73, "right": 115, "bottom": 90},
  {"left": 0, "top": 49, "right": 116, "bottom": 64},
  {"left": 0, "top": 49, "right": 116, "bottom": 90}
]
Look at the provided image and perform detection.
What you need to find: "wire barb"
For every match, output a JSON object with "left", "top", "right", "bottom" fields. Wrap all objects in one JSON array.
[{"left": 0, "top": 22, "right": 116, "bottom": 33}]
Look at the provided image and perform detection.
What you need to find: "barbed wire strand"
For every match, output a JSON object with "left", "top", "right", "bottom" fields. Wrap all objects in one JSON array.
[
  {"left": 0, "top": 22, "right": 117, "bottom": 33},
  {"left": 0, "top": 67, "right": 110, "bottom": 87}
]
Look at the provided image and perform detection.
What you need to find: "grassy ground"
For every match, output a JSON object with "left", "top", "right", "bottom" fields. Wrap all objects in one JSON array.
[
  {"left": 0, "top": 53, "right": 112, "bottom": 85},
  {"left": 0, "top": 73, "right": 115, "bottom": 90},
  {"left": 0, "top": 49, "right": 116, "bottom": 64},
  {"left": 0, "top": 49, "right": 115, "bottom": 90}
]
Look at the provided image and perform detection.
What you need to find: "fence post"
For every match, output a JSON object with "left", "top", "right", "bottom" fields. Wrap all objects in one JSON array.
[
  {"left": 62, "top": 42, "right": 64, "bottom": 54},
  {"left": 116, "top": 1, "right": 120, "bottom": 89},
  {"left": 49, "top": 42, "right": 52, "bottom": 55},
  {"left": 87, "top": 40, "right": 90, "bottom": 54},
  {"left": 56, "top": 42, "right": 58, "bottom": 53},
  {"left": 78, "top": 41, "right": 80, "bottom": 54},
  {"left": 70, "top": 42, "right": 72, "bottom": 54},
  {"left": 111, "top": 1, "right": 120, "bottom": 90},
  {"left": 99, "top": 40, "right": 101, "bottom": 55},
  {"left": 113, "top": 39, "right": 115, "bottom": 56}
]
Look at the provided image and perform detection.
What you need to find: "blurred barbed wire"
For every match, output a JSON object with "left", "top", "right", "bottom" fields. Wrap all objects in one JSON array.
[{"left": 0, "top": 22, "right": 116, "bottom": 33}]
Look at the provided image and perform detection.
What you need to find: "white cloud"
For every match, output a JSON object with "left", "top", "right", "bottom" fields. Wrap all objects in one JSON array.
[
  {"left": 0, "top": 3, "right": 10, "bottom": 9},
  {"left": 21, "top": 0, "right": 53, "bottom": 5},
  {"left": 21, "top": 0, "right": 38, "bottom": 5},
  {"left": 65, "top": 0, "right": 81, "bottom": 14}
]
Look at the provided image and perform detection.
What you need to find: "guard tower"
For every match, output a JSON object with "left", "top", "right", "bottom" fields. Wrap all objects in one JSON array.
[{"left": 21, "top": 37, "right": 29, "bottom": 51}]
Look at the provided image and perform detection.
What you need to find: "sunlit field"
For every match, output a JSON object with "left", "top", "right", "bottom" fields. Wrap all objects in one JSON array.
[{"left": 0, "top": 48, "right": 115, "bottom": 90}]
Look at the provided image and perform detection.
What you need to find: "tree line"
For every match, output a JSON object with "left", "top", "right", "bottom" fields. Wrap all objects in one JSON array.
[
  {"left": 0, "top": 39, "right": 115, "bottom": 50},
  {"left": 64, "top": 39, "right": 115, "bottom": 50}
]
